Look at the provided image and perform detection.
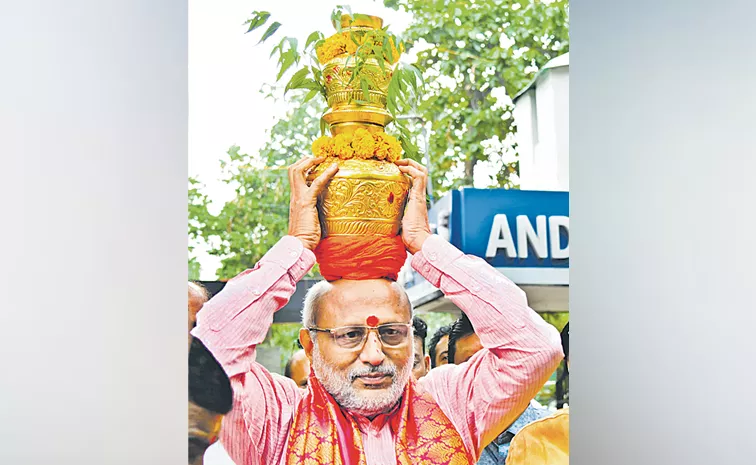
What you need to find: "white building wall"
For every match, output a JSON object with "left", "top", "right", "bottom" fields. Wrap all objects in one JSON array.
[{"left": 513, "top": 55, "right": 569, "bottom": 192}]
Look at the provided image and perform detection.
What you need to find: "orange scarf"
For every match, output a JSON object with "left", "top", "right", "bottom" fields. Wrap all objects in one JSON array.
[
  {"left": 285, "top": 375, "right": 473, "bottom": 465},
  {"left": 314, "top": 235, "right": 407, "bottom": 281}
]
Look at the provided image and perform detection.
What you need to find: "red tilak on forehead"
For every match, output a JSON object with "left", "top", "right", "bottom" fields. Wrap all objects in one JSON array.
[{"left": 366, "top": 315, "right": 379, "bottom": 327}]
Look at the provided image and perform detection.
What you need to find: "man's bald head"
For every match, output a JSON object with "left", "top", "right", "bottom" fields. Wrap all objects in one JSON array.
[
  {"left": 301, "top": 278, "right": 412, "bottom": 329},
  {"left": 188, "top": 282, "right": 209, "bottom": 349},
  {"left": 284, "top": 349, "right": 311, "bottom": 388}
]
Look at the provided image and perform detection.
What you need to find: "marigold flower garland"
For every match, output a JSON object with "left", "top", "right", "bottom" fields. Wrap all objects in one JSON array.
[
  {"left": 312, "top": 128, "right": 403, "bottom": 162},
  {"left": 315, "top": 31, "right": 401, "bottom": 65}
]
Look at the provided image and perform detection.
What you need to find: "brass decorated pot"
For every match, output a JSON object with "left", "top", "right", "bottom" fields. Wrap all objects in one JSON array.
[
  {"left": 309, "top": 14, "right": 410, "bottom": 238},
  {"left": 308, "top": 158, "right": 410, "bottom": 237}
]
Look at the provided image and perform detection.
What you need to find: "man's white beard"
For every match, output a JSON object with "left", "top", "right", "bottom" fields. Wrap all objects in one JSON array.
[{"left": 311, "top": 344, "right": 413, "bottom": 417}]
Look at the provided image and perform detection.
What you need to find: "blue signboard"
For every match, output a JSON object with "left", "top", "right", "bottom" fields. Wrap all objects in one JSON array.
[{"left": 428, "top": 188, "right": 569, "bottom": 285}]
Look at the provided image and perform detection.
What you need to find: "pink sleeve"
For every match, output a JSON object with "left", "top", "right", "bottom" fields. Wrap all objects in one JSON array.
[
  {"left": 414, "top": 235, "right": 563, "bottom": 459},
  {"left": 191, "top": 236, "right": 315, "bottom": 465}
]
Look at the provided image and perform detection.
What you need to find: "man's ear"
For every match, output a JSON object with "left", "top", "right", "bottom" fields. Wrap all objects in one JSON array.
[
  {"left": 300, "top": 328, "right": 314, "bottom": 361},
  {"left": 424, "top": 354, "right": 431, "bottom": 373}
]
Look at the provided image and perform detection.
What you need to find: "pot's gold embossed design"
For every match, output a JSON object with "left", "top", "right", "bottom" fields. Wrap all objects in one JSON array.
[
  {"left": 308, "top": 14, "right": 411, "bottom": 238},
  {"left": 309, "top": 158, "right": 410, "bottom": 237},
  {"left": 324, "top": 57, "right": 393, "bottom": 111}
]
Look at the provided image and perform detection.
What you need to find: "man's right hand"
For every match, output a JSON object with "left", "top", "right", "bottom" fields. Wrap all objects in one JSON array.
[{"left": 288, "top": 157, "right": 339, "bottom": 251}]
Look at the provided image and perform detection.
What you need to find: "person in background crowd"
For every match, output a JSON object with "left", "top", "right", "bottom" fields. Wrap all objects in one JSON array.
[
  {"left": 428, "top": 324, "right": 452, "bottom": 368},
  {"left": 189, "top": 337, "right": 234, "bottom": 465},
  {"left": 189, "top": 282, "right": 209, "bottom": 349},
  {"left": 506, "top": 323, "right": 570, "bottom": 465},
  {"left": 188, "top": 282, "right": 233, "bottom": 465},
  {"left": 284, "top": 349, "right": 311, "bottom": 388},
  {"left": 448, "top": 313, "right": 551, "bottom": 465},
  {"left": 411, "top": 316, "right": 431, "bottom": 379},
  {"left": 554, "top": 320, "right": 569, "bottom": 408}
]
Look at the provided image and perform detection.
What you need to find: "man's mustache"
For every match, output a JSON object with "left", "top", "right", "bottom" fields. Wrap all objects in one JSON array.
[{"left": 349, "top": 364, "right": 397, "bottom": 382}]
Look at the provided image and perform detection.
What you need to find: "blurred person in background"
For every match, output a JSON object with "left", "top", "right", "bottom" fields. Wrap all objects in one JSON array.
[
  {"left": 284, "top": 348, "right": 311, "bottom": 388},
  {"left": 428, "top": 324, "right": 452, "bottom": 368},
  {"left": 189, "top": 282, "right": 209, "bottom": 349},
  {"left": 189, "top": 337, "right": 233, "bottom": 465},
  {"left": 448, "top": 313, "right": 551, "bottom": 465},
  {"left": 505, "top": 323, "right": 569, "bottom": 465},
  {"left": 411, "top": 316, "right": 431, "bottom": 379}
]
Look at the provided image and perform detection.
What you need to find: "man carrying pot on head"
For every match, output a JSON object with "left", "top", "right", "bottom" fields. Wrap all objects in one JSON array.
[{"left": 191, "top": 156, "right": 563, "bottom": 465}]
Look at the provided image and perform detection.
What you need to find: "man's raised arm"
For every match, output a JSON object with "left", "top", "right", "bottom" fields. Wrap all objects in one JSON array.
[
  {"left": 414, "top": 236, "right": 563, "bottom": 459},
  {"left": 191, "top": 157, "right": 339, "bottom": 465},
  {"left": 191, "top": 236, "right": 313, "bottom": 464},
  {"left": 395, "top": 158, "right": 563, "bottom": 460}
]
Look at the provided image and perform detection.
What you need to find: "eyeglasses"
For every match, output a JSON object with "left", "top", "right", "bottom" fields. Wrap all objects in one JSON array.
[{"left": 308, "top": 323, "right": 412, "bottom": 349}]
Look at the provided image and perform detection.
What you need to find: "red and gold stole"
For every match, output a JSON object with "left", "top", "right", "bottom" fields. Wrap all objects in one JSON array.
[{"left": 285, "top": 375, "right": 474, "bottom": 465}]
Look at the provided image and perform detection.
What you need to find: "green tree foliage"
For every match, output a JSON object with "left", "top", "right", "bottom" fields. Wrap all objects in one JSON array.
[
  {"left": 534, "top": 311, "right": 569, "bottom": 406},
  {"left": 188, "top": 176, "right": 211, "bottom": 279},
  {"left": 384, "top": 0, "right": 569, "bottom": 194},
  {"left": 260, "top": 323, "right": 304, "bottom": 370},
  {"left": 188, "top": 257, "right": 201, "bottom": 281},
  {"left": 417, "top": 311, "right": 456, "bottom": 348},
  {"left": 188, "top": 96, "right": 326, "bottom": 279},
  {"left": 540, "top": 311, "right": 569, "bottom": 333}
]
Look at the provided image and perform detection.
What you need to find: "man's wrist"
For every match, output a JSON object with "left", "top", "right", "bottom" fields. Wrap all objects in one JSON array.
[
  {"left": 408, "top": 231, "right": 431, "bottom": 255},
  {"left": 290, "top": 234, "right": 315, "bottom": 251},
  {"left": 297, "top": 236, "right": 313, "bottom": 251}
]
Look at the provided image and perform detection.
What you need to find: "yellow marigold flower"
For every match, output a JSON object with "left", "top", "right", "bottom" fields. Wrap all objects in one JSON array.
[
  {"left": 375, "top": 144, "right": 389, "bottom": 161},
  {"left": 336, "top": 34, "right": 348, "bottom": 50},
  {"left": 317, "top": 33, "right": 353, "bottom": 64},
  {"left": 345, "top": 34, "right": 359, "bottom": 55},
  {"left": 324, "top": 45, "right": 336, "bottom": 61},
  {"left": 332, "top": 133, "right": 354, "bottom": 159},
  {"left": 317, "top": 30, "right": 401, "bottom": 65},
  {"left": 351, "top": 128, "right": 375, "bottom": 159},
  {"left": 311, "top": 136, "right": 334, "bottom": 157},
  {"left": 316, "top": 44, "right": 328, "bottom": 63},
  {"left": 371, "top": 132, "right": 389, "bottom": 161},
  {"left": 383, "top": 134, "right": 403, "bottom": 162}
]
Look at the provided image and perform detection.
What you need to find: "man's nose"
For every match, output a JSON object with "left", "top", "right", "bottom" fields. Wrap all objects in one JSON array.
[{"left": 358, "top": 331, "right": 386, "bottom": 366}]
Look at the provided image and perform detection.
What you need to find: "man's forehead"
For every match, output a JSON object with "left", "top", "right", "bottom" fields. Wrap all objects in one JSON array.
[
  {"left": 320, "top": 310, "right": 409, "bottom": 327},
  {"left": 435, "top": 336, "right": 449, "bottom": 356},
  {"left": 413, "top": 336, "right": 424, "bottom": 354},
  {"left": 327, "top": 279, "right": 406, "bottom": 302}
]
